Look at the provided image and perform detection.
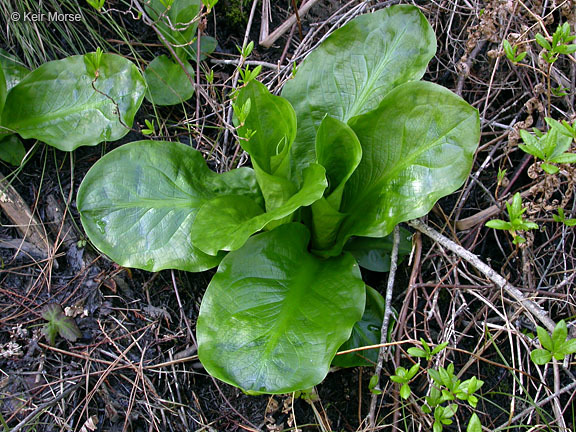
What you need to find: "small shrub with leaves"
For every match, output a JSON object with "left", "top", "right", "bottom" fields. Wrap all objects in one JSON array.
[{"left": 530, "top": 319, "right": 576, "bottom": 365}]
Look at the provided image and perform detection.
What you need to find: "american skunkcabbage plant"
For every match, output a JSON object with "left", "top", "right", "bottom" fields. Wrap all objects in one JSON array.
[{"left": 77, "top": 5, "right": 480, "bottom": 394}]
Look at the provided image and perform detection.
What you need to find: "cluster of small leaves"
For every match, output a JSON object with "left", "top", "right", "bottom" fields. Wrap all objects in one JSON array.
[
  {"left": 392, "top": 342, "right": 483, "bottom": 432},
  {"left": 530, "top": 320, "right": 576, "bottom": 365},
  {"left": 408, "top": 338, "right": 449, "bottom": 361},
  {"left": 486, "top": 192, "right": 539, "bottom": 244},
  {"left": 503, "top": 39, "right": 527, "bottom": 63},
  {"left": 41, "top": 304, "right": 82, "bottom": 345},
  {"left": 519, "top": 118, "right": 576, "bottom": 174},
  {"left": 553, "top": 208, "right": 576, "bottom": 227},
  {"left": 536, "top": 23, "right": 576, "bottom": 64},
  {"left": 425, "top": 365, "right": 484, "bottom": 432},
  {"left": 390, "top": 363, "right": 420, "bottom": 399}
]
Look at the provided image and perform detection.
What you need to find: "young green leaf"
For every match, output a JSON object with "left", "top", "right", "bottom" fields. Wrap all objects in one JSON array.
[
  {"left": 530, "top": 348, "right": 553, "bottom": 365},
  {"left": 41, "top": 304, "right": 82, "bottom": 345},
  {"left": 467, "top": 413, "right": 482, "bottom": 432}
]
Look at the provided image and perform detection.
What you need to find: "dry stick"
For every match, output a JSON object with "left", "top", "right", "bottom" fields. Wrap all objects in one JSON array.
[
  {"left": 367, "top": 225, "right": 400, "bottom": 430},
  {"left": 494, "top": 379, "right": 576, "bottom": 431},
  {"left": 9, "top": 384, "right": 80, "bottom": 432},
  {"left": 259, "top": 0, "right": 321, "bottom": 48},
  {"left": 408, "top": 219, "right": 556, "bottom": 332}
]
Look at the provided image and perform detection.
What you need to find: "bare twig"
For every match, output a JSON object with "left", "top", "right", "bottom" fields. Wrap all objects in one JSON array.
[
  {"left": 367, "top": 225, "right": 400, "bottom": 430},
  {"left": 408, "top": 219, "right": 556, "bottom": 332}
]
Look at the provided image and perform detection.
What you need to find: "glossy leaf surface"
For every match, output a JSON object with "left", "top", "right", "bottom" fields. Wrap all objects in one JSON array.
[
  {"left": 333, "top": 286, "right": 384, "bottom": 367},
  {"left": 145, "top": 0, "right": 202, "bottom": 61},
  {"left": 0, "top": 63, "right": 5, "bottom": 116},
  {"left": 0, "top": 135, "right": 25, "bottom": 166},
  {"left": 310, "top": 116, "right": 362, "bottom": 249},
  {"left": 197, "top": 223, "right": 365, "bottom": 394},
  {"left": 0, "top": 49, "right": 29, "bottom": 91},
  {"left": 190, "top": 164, "right": 326, "bottom": 255},
  {"left": 3, "top": 53, "right": 145, "bottom": 151},
  {"left": 333, "top": 81, "right": 479, "bottom": 250},
  {"left": 77, "top": 140, "right": 261, "bottom": 272},
  {"left": 345, "top": 228, "right": 413, "bottom": 272},
  {"left": 144, "top": 55, "right": 195, "bottom": 106},
  {"left": 282, "top": 5, "right": 436, "bottom": 178}
]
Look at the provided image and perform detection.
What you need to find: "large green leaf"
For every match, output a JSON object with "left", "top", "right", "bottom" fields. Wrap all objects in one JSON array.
[
  {"left": 0, "top": 63, "right": 6, "bottom": 117},
  {"left": 331, "top": 81, "right": 479, "bottom": 252},
  {"left": 345, "top": 228, "right": 413, "bottom": 272},
  {"left": 190, "top": 163, "right": 326, "bottom": 255},
  {"left": 2, "top": 53, "right": 145, "bottom": 151},
  {"left": 333, "top": 286, "right": 384, "bottom": 368},
  {"left": 0, "top": 135, "right": 26, "bottom": 166},
  {"left": 0, "top": 49, "right": 29, "bottom": 91},
  {"left": 282, "top": 5, "right": 436, "bottom": 179},
  {"left": 145, "top": 0, "right": 202, "bottom": 61},
  {"left": 197, "top": 223, "right": 365, "bottom": 394},
  {"left": 77, "top": 140, "right": 261, "bottom": 272},
  {"left": 144, "top": 55, "right": 195, "bottom": 106}
]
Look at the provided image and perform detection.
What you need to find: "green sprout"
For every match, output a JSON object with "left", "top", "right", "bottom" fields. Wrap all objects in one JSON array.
[
  {"left": 407, "top": 338, "right": 449, "bottom": 362},
  {"left": 86, "top": 0, "right": 105, "bottom": 11},
  {"left": 519, "top": 118, "right": 576, "bottom": 174},
  {"left": 486, "top": 192, "right": 539, "bottom": 245},
  {"left": 503, "top": 39, "right": 527, "bottom": 63},
  {"left": 142, "top": 119, "right": 156, "bottom": 136},
  {"left": 530, "top": 320, "right": 576, "bottom": 365},
  {"left": 553, "top": 208, "right": 576, "bottom": 227},
  {"left": 390, "top": 363, "right": 420, "bottom": 399},
  {"left": 536, "top": 22, "right": 576, "bottom": 64}
]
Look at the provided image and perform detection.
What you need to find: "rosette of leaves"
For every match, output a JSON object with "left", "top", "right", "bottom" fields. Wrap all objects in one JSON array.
[{"left": 77, "top": 5, "right": 480, "bottom": 394}]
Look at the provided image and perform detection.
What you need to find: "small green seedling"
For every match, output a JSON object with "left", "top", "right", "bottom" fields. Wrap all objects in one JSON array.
[
  {"left": 369, "top": 374, "right": 382, "bottom": 395},
  {"left": 503, "top": 39, "right": 527, "bottom": 63},
  {"left": 237, "top": 41, "right": 255, "bottom": 59},
  {"left": 530, "top": 319, "right": 576, "bottom": 365},
  {"left": 553, "top": 208, "right": 576, "bottom": 226},
  {"left": 536, "top": 22, "right": 576, "bottom": 64},
  {"left": 496, "top": 168, "right": 507, "bottom": 186},
  {"left": 238, "top": 64, "right": 261, "bottom": 84},
  {"left": 407, "top": 338, "right": 448, "bottom": 362},
  {"left": 142, "top": 119, "right": 156, "bottom": 136},
  {"left": 486, "top": 192, "right": 539, "bottom": 244},
  {"left": 390, "top": 363, "right": 420, "bottom": 399},
  {"left": 86, "top": 0, "right": 105, "bottom": 11},
  {"left": 432, "top": 404, "right": 458, "bottom": 432},
  {"left": 519, "top": 118, "right": 576, "bottom": 174},
  {"left": 41, "top": 304, "right": 82, "bottom": 345}
]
